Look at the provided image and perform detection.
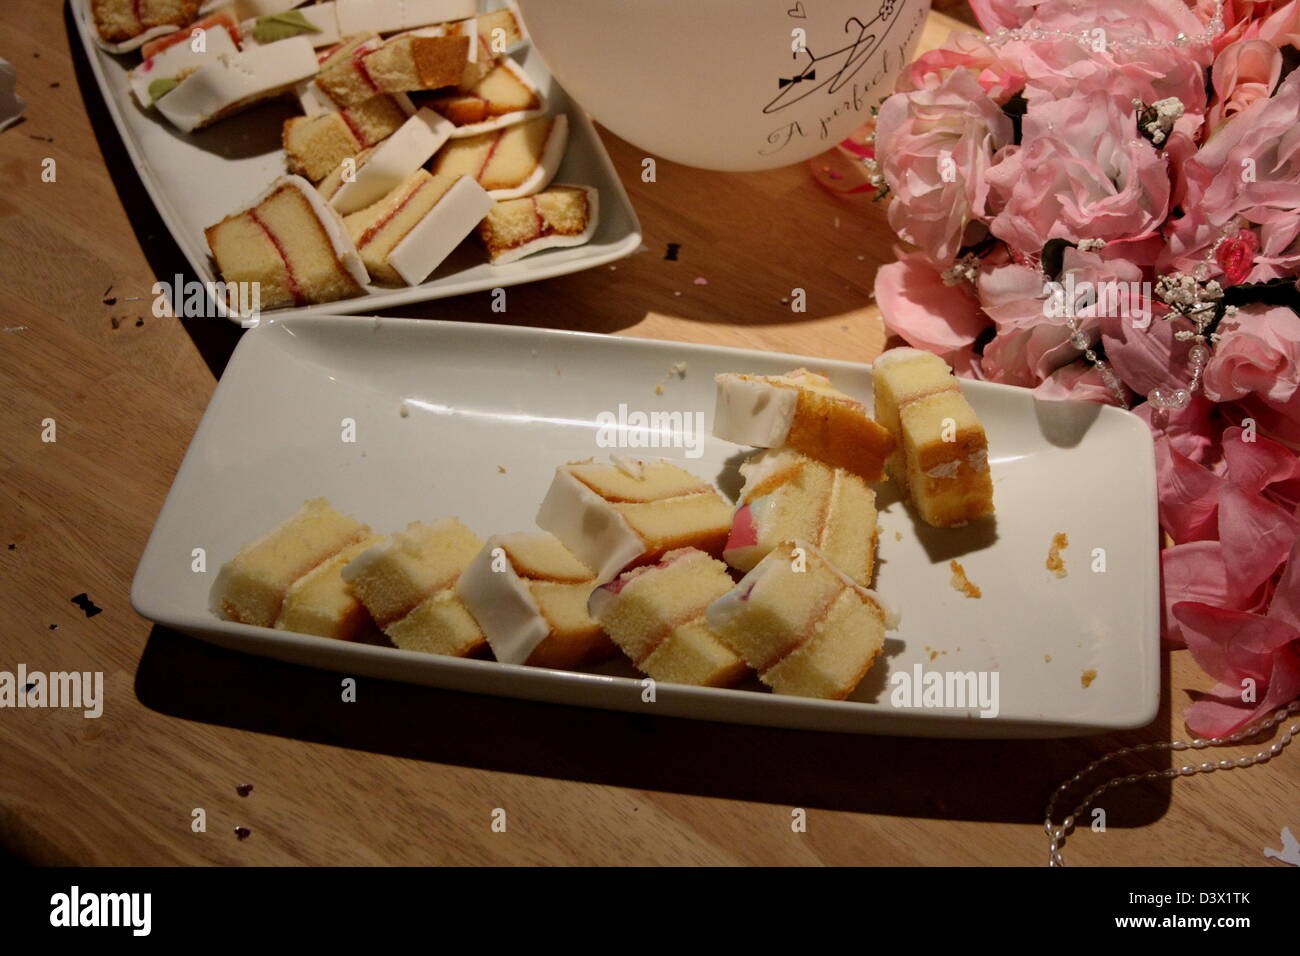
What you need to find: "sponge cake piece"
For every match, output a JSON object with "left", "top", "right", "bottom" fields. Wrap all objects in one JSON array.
[
  {"left": 212, "top": 497, "right": 371, "bottom": 628},
  {"left": 707, "top": 540, "right": 895, "bottom": 699},
  {"left": 588, "top": 548, "right": 750, "bottom": 687},
  {"left": 872, "top": 347, "right": 994, "bottom": 527},
  {"left": 341, "top": 518, "right": 486, "bottom": 657}
]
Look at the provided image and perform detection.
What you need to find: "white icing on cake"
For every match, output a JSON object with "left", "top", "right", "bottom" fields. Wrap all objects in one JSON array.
[
  {"left": 455, "top": 537, "right": 550, "bottom": 665},
  {"left": 385, "top": 174, "right": 494, "bottom": 285},
  {"left": 610, "top": 455, "right": 644, "bottom": 479},
  {"left": 871, "top": 346, "right": 937, "bottom": 371},
  {"left": 536, "top": 465, "right": 645, "bottom": 584},
  {"left": 156, "top": 36, "right": 319, "bottom": 133},
  {"left": 488, "top": 113, "right": 568, "bottom": 200},
  {"left": 335, "top": 0, "right": 476, "bottom": 35},
  {"left": 239, "top": 1, "right": 341, "bottom": 48},
  {"left": 446, "top": 56, "right": 545, "bottom": 138},
  {"left": 736, "top": 447, "right": 802, "bottom": 501},
  {"left": 326, "top": 108, "right": 453, "bottom": 215},
  {"left": 712, "top": 374, "right": 797, "bottom": 448},
  {"left": 129, "top": 24, "right": 241, "bottom": 108},
  {"left": 488, "top": 184, "right": 599, "bottom": 266}
]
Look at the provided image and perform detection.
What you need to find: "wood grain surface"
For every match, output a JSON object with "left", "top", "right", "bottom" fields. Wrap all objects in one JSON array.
[{"left": 0, "top": 1, "right": 1295, "bottom": 866}]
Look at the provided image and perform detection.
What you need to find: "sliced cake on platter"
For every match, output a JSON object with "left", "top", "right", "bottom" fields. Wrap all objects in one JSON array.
[
  {"left": 342, "top": 170, "right": 493, "bottom": 285},
  {"left": 205, "top": 175, "right": 369, "bottom": 310},
  {"left": 537, "top": 457, "right": 734, "bottom": 584},
  {"left": 341, "top": 518, "right": 487, "bottom": 657},
  {"left": 588, "top": 548, "right": 750, "bottom": 687},
  {"left": 478, "top": 184, "right": 598, "bottom": 264},
  {"left": 457, "top": 531, "right": 614, "bottom": 669},
  {"left": 872, "top": 348, "right": 995, "bottom": 528},
  {"left": 707, "top": 540, "right": 896, "bottom": 700}
]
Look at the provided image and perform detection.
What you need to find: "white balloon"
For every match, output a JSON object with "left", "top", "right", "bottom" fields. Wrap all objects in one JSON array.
[{"left": 516, "top": 0, "right": 932, "bottom": 171}]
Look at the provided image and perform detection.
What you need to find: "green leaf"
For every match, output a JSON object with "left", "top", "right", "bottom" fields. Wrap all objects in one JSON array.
[
  {"left": 148, "top": 77, "right": 181, "bottom": 101},
  {"left": 251, "top": 10, "right": 322, "bottom": 44}
]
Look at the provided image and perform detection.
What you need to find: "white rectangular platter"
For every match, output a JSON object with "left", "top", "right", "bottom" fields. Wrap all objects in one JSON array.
[
  {"left": 71, "top": 1, "right": 642, "bottom": 319},
  {"left": 131, "top": 316, "right": 1161, "bottom": 737}
]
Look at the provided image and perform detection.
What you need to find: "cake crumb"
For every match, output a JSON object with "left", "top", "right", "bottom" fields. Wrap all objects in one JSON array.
[
  {"left": 654, "top": 361, "right": 687, "bottom": 394},
  {"left": 948, "top": 560, "right": 982, "bottom": 599},
  {"left": 894, "top": 531, "right": 902, "bottom": 542},
  {"left": 497, "top": 465, "right": 506, "bottom": 474},
  {"left": 399, "top": 403, "right": 410, "bottom": 418},
  {"left": 929, "top": 650, "right": 938, "bottom": 661},
  {"left": 1044, "top": 654, "right": 1052, "bottom": 663},
  {"left": 1081, "top": 669, "right": 1097, "bottom": 688},
  {"left": 1046, "top": 532, "right": 1069, "bottom": 578}
]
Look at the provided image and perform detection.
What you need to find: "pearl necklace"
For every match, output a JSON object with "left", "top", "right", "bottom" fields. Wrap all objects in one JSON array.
[{"left": 1046, "top": 700, "right": 1300, "bottom": 865}]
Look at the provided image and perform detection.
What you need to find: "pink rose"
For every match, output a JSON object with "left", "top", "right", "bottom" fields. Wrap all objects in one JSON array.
[
  {"left": 985, "top": 92, "right": 1171, "bottom": 254},
  {"left": 1032, "top": 361, "right": 1126, "bottom": 404},
  {"left": 897, "top": 32, "right": 1026, "bottom": 103},
  {"left": 1206, "top": 39, "right": 1282, "bottom": 133},
  {"left": 1162, "top": 69, "right": 1300, "bottom": 283},
  {"left": 873, "top": 251, "right": 990, "bottom": 375},
  {"left": 1202, "top": 303, "right": 1300, "bottom": 408},
  {"left": 876, "top": 69, "right": 1014, "bottom": 263}
]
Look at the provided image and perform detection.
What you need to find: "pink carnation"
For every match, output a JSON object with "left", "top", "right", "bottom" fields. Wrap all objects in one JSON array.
[
  {"left": 875, "top": 69, "right": 1014, "bottom": 263},
  {"left": 984, "top": 92, "right": 1171, "bottom": 254}
]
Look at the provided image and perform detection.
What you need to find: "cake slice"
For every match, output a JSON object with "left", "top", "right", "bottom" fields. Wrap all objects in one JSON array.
[
  {"left": 240, "top": 3, "right": 343, "bottom": 49},
  {"left": 341, "top": 518, "right": 487, "bottom": 657},
  {"left": 90, "top": 0, "right": 197, "bottom": 52},
  {"left": 155, "top": 36, "right": 320, "bottom": 132},
  {"left": 724, "top": 448, "right": 878, "bottom": 585},
  {"left": 211, "top": 498, "right": 371, "bottom": 629},
  {"left": 312, "top": 33, "right": 390, "bottom": 109},
  {"left": 479, "top": 185, "right": 598, "bottom": 264},
  {"left": 129, "top": 12, "right": 242, "bottom": 108},
  {"left": 334, "top": 0, "right": 477, "bottom": 36},
  {"left": 275, "top": 535, "right": 381, "bottom": 639},
  {"left": 872, "top": 348, "right": 995, "bottom": 527},
  {"left": 430, "top": 113, "right": 567, "bottom": 199},
  {"left": 712, "top": 369, "right": 895, "bottom": 481},
  {"left": 416, "top": 6, "right": 527, "bottom": 87},
  {"left": 359, "top": 31, "right": 470, "bottom": 95},
  {"left": 707, "top": 540, "right": 896, "bottom": 700},
  {"left": 283, "top": 95, "right": 410, "bottom": 181},
  {"left": 205, "top": 175, "right": 369, "bottom": 311},
  {"left": 318, "top": 108, "right": 454, "bottom": 214},
  {"left": 588, "top": 548, "right": 750, "bottom": 687},
  {"left": 424, "top": 57, "right": 543, "bottom": 135},
  {"left": 456, "top": 532, "right": 614, "bottom": 669},
  {"left": 343, "top": 170, "right": 493, "bottom": 285},
  {"left": 536, "top": 456, "right": 734, "bottom": 584}
]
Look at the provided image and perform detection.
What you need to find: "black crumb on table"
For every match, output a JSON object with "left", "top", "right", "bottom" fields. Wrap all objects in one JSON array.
[
  {"left": 110, "top": 317, "right": 120, "bottom": 330},
  {"left": 103, "top": 285, "right": 115, "bottom": 306},
  {"left": 48, "top": 624, "right": 57, "bottom": 630},
  {"left": 29, "top": 135, "right": 53, "bottom": 143},
  {"left": 664, "top": 243, "right": 681, "bottom": 261},
  {"left": 70, "top": 593, "right": 102, "bottom": 618},
  {"left": 135, "top": 318, "right": 144, "bottom": 327},
  {"left": 49, "top": 82, "right": 59, "bottom": 88},
  {"left": 7, "top": 544, "right": 14, "bottom": 550},
  {"left": 234, "top": 827, "right": 251, "bottom": 841},
  {"left": 23, "top": 682, "right": 36, "bottom": 693},
  {"left": 236, "top": 784, "right": 253, "bottom": 798}
]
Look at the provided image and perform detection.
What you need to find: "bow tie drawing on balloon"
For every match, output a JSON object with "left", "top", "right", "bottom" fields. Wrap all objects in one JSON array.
[{"left": 766, "top": 8, "right": 893, "bottom": 114}]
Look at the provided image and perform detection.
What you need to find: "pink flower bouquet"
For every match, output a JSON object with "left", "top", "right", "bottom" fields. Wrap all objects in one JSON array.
[{"left": 868, "top": 0, "right": 1300, "bottom": 736}]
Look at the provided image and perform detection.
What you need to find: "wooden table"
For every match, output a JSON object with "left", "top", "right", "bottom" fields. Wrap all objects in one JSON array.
[{"left": 1, "top": 2, "right": 1294, "bottom": 867}]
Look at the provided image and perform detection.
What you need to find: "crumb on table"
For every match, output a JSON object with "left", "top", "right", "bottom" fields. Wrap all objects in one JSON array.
[
  {"left": 1081, "top": 669, "right": 1097, "bottom": 688},
  {"left": 497, "top": 465, "right": 506, "bottom": 474},
  {"left": 1047, "top": 532, "right": 1069, "bottom": 578},
  {"left": 948, "top": 560, "right": 982, "bottom": 599}
]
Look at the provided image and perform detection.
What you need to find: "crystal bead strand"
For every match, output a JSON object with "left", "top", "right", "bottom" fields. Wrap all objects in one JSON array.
[
  {"left": 1045, "top": 700, "right": 1300, "bottom": 866},
  {"left": 982, "top": 1, "right": 1225, "bottom": 52}
]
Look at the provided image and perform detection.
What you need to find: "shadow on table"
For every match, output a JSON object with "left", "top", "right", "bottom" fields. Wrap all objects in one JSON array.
[
  {"left": 66, "top": 3, "right": 243, "bottom": 382},
  {"left": 136, "top": 623, "right": 1177, "bottom": 828}
]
